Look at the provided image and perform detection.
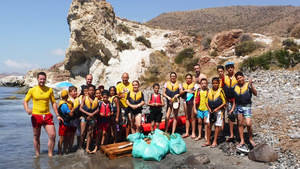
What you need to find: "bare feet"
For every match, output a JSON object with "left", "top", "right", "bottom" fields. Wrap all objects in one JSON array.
[
  {"left": 86, "top": 148, "right": 91, "bottom": 154},
  {"left": 210, "top": 143, "right": 217, "bottom": 148},
  {"left": 91, "top": 146, "right": 98, "bottom": 154},
  {"left": 194, "top": 136, "right": 202, "bottom": 141},
  {"left": 48, "top": 153, "right": 53, "bottom": 157},
  {"left": 202, "top": 143, "right": 211, "bottom": 147},
  {"left": 182, "top": 133, "right": 189, "bottom": 138}
]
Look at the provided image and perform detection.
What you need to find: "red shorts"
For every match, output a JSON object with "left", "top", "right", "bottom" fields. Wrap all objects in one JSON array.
[
  {"left": 98, "top": 122, "right": 110, "bottom": 132},
  {"left": 31, "top": 114, "right": 54, "bottom": 128},
  {"left": 59, "top": 123, "right": 75, "bottom": 136}
]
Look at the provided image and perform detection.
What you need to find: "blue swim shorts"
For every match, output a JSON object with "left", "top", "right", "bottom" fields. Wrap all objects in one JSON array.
[
  {"left": 234, "top": 106, "right": 252, "bottom": 118},
  {"left": 197, "top": 110, "right": 209, "bottom": 119}
]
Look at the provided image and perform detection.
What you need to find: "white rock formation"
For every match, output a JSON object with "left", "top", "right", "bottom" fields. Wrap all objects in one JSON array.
[{"left": 65, "top": 0, "right": 173, "bottom": 88}]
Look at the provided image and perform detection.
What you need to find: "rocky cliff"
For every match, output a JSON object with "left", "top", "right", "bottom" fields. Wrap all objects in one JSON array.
[
  {"left": 21, "top": 0, "right": 299, "bottom": 89},
  {"left": 64, "top": 0, "right": 177, "bottom": 87}
]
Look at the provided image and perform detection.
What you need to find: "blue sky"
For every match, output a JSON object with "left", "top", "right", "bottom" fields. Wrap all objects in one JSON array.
[{"left": 0, "top": 0, "right": 299, "bottom": 74}]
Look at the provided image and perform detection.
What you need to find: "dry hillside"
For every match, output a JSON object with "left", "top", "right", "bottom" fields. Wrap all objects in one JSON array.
[{"left": 147, "top": 6, "right": 300, "bottom": 37}]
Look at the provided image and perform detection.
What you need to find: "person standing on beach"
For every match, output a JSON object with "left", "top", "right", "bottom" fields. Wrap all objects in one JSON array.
[
  {"left": 79, "top": 74, "right": 95, "bottom": 96},
  {"left": 192, "top": 64, "right": 207, "bottom": 138},
  {"left": 116, "top": 72, "right": 133, "bottom": 137},
  {"left": 193, "top": 64, "right": 207, "bottom": 88},
  {"left": 181, "top": 73, "right": 196, "bottom": 138},
  {"left": 163, "top": 72, "right": 181, "bottom": 134},
  {"left": 23, "top": 72, "right": 63, "bottom": 157},
  {"left": 222, "top": 62, "right": 238, "bottom": 142}
]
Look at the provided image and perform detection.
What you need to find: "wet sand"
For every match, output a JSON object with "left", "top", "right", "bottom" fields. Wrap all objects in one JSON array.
[{"left": 31, "top": 137, "right": 268, "bottom": 169}]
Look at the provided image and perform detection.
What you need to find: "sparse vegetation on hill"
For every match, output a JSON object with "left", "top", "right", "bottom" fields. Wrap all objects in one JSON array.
[
  {"left": 147, "top": 6, "right": 300, "bottom": 37},
  {"left": 117, "top": 24, "right": 131, "bottom": 34},
  {"left": 116, "top": 40, "right": 133, "bottom": 51},
  {"left": 235, "top": 41, "right": 262, "bottom": 56},
  {"left": 135, "top": 36, "right": 151, "bottom": 48},
  {"left": 174, "top": 48, "right": 198, "bottom": 72},
  {"left": 140, "top": 50, "right": 172, "bottom": 86},
  {"left": 241, "top": 49, "right": 300, "bottom": 71}
]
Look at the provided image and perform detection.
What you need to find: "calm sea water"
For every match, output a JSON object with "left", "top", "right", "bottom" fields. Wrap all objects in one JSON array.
[{"left": 0, "top": 87, "right": 170, "bottom": 169}]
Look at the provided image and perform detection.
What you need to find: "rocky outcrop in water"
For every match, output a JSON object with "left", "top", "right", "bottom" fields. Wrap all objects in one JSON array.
[{"left": 0, "top": 76, "right": 24, "bottom": 87}]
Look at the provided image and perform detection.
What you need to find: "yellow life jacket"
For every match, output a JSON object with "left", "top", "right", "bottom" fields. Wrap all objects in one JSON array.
[
  {"left": 234, "top": 82, "right": 252, "bottom": 106},
  {"left": 83, "top": 96, "right": 98, "bottom": 112},
  {"left": 223, "top": 75, "right": 237, "bottom": 99},
  {"left": 165, "top": 81, "right": 180, "bottom": 98},
  {"left": 127, "top": 91, "right": 143, "bottom": 105}
]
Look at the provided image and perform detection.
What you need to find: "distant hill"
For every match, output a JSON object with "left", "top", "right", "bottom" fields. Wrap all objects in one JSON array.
[
  {"left": 146, "top": 6, "right": 300, "bottom": 37},
  {"left": 0, "top": 73, "right": 24, "bottom": 78}
]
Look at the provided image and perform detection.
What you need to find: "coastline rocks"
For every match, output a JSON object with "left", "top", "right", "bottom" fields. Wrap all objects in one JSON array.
[
  {"left": 0, "top": 76, "right": 24, "bottom": 87},
  {"left": 248, "top": 144, "right": 278, "bottom": 162}
]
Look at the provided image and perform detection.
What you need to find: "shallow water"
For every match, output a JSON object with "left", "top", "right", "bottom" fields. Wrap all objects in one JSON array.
[{"left": 0, "top": 87, "right": 154, "bottom": 169}]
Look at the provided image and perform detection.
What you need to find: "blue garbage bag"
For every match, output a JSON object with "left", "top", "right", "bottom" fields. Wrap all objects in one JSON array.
[
  {"left": 127, "top": 132, "right": 145, "bottom": 143},
  {"left": 142, "top": 143, "right": 165, "bottom": 161},
  {"left": 132, "top": 139, "right": 147, "bottom": 158},
  {"left": 151, "top": 130, "right": 170, "bottom": 154},
  {"left": 170, "top": 133, "right": 187, "bottom": 155}
]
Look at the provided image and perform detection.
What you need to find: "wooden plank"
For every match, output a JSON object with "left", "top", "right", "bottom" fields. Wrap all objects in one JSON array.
[
  {"left": 100, "top": 141, "right": 133, "bottom": 160},
  {"left": 102, "top": 144, "right": 132, "bottom": 153},
  {"left": 108, "top": 153, "right": 132, "bottom": 160}
]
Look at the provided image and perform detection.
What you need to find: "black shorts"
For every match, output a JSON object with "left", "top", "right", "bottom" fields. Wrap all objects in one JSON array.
[
  {"left": 128, "top": 107, "right": 142, "bottom": 116},
  {"left": 150, "top": 109, "right": 162, "bottom": 123}
]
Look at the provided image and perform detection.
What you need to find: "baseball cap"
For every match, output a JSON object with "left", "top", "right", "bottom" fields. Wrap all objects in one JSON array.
[
  {"left": 61, "top": 90, "right": 68, "bottom": 98},
  {"left": 225, "top": 62, "right": 234, "bottom": 67}
]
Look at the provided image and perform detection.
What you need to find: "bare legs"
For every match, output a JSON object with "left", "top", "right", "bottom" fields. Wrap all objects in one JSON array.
[
  {"left": 130, "top": 113, "right": 142, "bottom": 134},
  {"left": 32, "top": 127, "right": 41, "bottom": 157},
  {"left": 44, "top": 125, "right": 56, "bottom": 157},
  {"left": 183, "top": 103, "right": 194, "bottom": 137},
  {"left": 237, "top": 115, "right": 256, "bottom": 147}
]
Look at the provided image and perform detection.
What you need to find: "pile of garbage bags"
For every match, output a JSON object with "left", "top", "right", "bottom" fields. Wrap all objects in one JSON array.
[{"left": 127, "top": 129, "right": 186, "bottom": 161}]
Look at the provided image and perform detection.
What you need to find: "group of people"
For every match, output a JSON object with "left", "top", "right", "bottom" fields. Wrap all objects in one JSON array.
[{"left": 23, "top": 62, "right": 257, "bottom": 157}]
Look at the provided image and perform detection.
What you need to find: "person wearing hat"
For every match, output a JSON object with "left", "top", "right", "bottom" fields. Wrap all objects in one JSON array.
[
  {"left": 222, "top": 62, "right": 238, "bottom": 142},
  {"left": 57, "top": 89, "right": 75, "bottom": 154}
]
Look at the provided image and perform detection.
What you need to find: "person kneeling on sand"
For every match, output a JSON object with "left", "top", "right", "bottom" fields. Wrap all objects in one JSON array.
[{"left": 232, "top": 72, "right": 257, "bottom": 153}]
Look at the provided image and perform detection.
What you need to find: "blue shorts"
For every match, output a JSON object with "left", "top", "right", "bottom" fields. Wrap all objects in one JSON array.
[
  {"left": 197, "top": 110, "right": 209, "bottom": 119},
  {"left": 234, "top": 106, "right": 252, "bottom": 118}
]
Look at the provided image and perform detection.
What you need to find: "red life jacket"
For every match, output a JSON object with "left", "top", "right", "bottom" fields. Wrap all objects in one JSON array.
[
  {"left": 99, "top": 101, "right": 111, "bottom": 117},
  {"left": 149, "top": 93, "right": 162, "bottom": 104}
]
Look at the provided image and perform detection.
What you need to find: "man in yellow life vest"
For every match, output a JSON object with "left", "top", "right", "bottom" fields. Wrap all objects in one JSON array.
[{"left": 116, "top": 72, "right": 133, "bottom": 137}]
